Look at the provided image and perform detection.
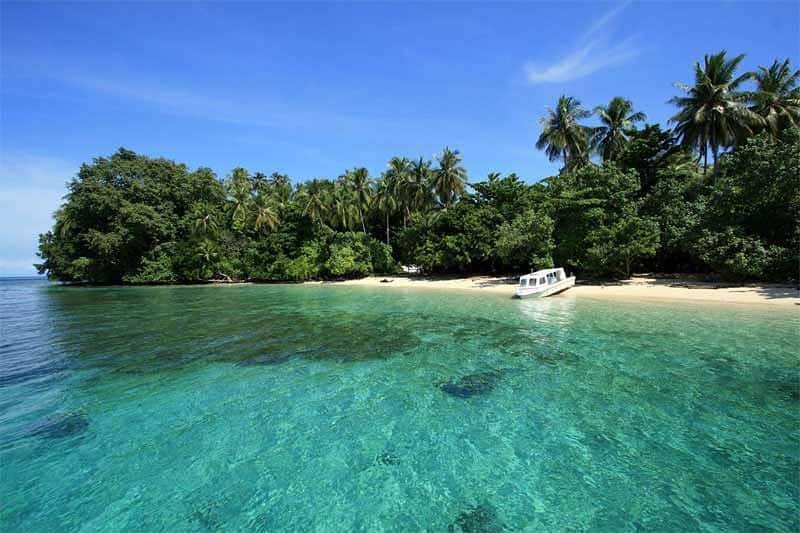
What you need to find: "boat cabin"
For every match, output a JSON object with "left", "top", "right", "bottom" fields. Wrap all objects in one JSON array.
[{"left": 518, "top": 268, "right": 567, "bottom": 289}]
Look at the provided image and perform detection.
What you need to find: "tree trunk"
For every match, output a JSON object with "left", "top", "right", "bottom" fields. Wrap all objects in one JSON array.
[
  {"left": 360, "top": 208, "right": 367, "bottom": 234},
  {"left": 385, "top": 213, "right": 390, "bottom": 245},
  {"left": 703, "top": 149, "right": 708, "bottom": 175},
  {"left": 712, "top": 145, "right": 720, "bottom": 179}
]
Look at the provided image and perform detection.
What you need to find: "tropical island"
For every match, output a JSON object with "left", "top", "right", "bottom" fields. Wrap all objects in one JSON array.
[
  {"left": 36, "top": 52, "right": 799, "bottom": 295},
  {"left": 4, "top": 1, "right": 800, "bottom": 529}
]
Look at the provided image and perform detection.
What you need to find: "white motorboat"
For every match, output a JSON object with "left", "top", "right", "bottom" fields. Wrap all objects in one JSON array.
[{"left": 514, "top": 268, "right": 575, "bottom": 298}]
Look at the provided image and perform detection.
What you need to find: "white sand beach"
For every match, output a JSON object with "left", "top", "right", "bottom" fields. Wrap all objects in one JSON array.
[{"left": 307, "top": 275, "right": 800, "bottom": 307}]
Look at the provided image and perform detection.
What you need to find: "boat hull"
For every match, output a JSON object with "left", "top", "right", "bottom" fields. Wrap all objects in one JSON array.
[{"left": 514, "top": 276, "right": 576, "bottom": 299}]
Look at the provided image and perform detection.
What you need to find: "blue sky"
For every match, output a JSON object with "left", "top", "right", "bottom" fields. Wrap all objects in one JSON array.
[{"left": 1, "top": 1, "right": 798, "bottom": 276}]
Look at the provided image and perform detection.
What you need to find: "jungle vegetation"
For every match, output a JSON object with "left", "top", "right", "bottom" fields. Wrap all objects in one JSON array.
[{"left": 37, "top": 52, "right": 800, "bottom": 283}]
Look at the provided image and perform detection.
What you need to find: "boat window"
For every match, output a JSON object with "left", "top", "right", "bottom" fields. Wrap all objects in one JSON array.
[
  {"left": 540, "top": 277, "right": 546, "bottom": 285},
  {"left": 519, "top": 279, "right": 527, "bottom": 287}
]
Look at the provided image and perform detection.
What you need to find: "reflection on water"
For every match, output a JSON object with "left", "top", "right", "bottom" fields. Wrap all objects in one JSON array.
[
  {"left": 517, "top": 296, "right": 577, "bottom": 327},
  {"left": 0, "top": 279, "right": 798, "bottom": 531}
]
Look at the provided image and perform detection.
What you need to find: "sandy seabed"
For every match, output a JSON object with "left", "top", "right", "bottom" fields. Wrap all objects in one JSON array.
[{"left": 306, "top": 275, "right": 800, "bottom": 307}]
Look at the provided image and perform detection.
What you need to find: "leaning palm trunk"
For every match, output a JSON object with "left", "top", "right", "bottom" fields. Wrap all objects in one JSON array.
[
  {"left": 385, "top": 212, "right": 390, "bottom": 245},
  {"left": 359, "top": 208, "right": 367, "bottom": 234}
]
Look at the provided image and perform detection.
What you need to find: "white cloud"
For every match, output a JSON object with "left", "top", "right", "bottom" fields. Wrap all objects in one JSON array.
[
  {"left": 524, "top": 1, "right": 639, "bottom": 85},
  {"left": 0, "top": 153, "right": 75, "bottom": 276},
  {"left": 0, "top": 152, "right": 77, "bottom": 189}
]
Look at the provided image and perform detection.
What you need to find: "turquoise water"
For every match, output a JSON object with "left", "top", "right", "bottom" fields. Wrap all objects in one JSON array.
[{"left": 1, "top": 278, "right": 798, "bottom": 531}]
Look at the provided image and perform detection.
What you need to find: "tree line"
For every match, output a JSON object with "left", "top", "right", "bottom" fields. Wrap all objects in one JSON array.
[{"left": 37, "top": 51, "right": 799, "bottom": 283}]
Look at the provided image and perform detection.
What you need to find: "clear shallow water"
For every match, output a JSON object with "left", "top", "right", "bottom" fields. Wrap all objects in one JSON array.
[{"left": 1, "top": 278, "right": 798, "bottom": 531}]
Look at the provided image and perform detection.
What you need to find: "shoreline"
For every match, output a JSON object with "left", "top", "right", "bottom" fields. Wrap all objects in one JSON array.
[{"left": 304, "top": 275, "right": 800, "bottom": 307}]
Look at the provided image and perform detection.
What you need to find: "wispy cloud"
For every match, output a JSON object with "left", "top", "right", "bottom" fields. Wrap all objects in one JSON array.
[
  {"left": 54, "top": 72, "right": 364, "bottom": 131},
  {"left": 524, "top": 1, "right": 639, "bottom": 84}
]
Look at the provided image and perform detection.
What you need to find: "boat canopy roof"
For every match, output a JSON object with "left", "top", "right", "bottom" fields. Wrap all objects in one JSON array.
[{"left": 519, "top": 268, "right": 566, "bottom": 281}]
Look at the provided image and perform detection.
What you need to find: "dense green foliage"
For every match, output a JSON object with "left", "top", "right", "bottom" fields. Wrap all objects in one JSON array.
[{"left": 37, "top": 53, "right": 799, "bottom": 283}]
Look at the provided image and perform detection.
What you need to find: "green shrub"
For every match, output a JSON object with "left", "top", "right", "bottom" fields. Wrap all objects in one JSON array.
[
  {"left": 694, "top": 228, "right": 785, "bottom": 281},
  {"left": 368, "top": 240, "right": 397, "bottom": 274},
  {"left": 123, "top": 247, "right": 177, "bottom": 283}
]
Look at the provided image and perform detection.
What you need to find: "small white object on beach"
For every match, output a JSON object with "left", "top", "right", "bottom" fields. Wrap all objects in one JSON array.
[{"left": 515, "top": 268, "right": 576, "bottom": 299}]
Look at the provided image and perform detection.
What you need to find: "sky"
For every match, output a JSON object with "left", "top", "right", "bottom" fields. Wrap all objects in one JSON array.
[{"left": 1, "top": 1, "right": 798, "bottom": 276}]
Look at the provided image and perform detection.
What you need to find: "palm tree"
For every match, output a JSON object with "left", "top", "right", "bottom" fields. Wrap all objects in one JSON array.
[
  {"left": 251, "top": 172, "right": 270, "bottom": 194},
  {"left": 749, "top": 58, "right": 800, "bottom": 137},
  {"left": 536, "top": 95, "right": 591, "bottom": 171},
  {"left": 252, "top": 192, "right": 279, "bottom": 233},
  {"left": 385, "top": 157, "right": 410, "bottom": 223},
  {"left": 346, "top": 167, "right": 372, "bottom": 233},
  {"left": 194, "top": 239, "right": 218, "bottom": 279},
  {"left": 191, "top": 202, "right": 219, "bottom": 237},
  {"left": 268, "top": 172, "right": 292, "bottom": 202},
  {"left": 227, "top": 167, "right": 252, "bottom": 230},
  {"left": 269, "top": 172, "right": 291, "bottom": 190},
  {"left": 670, "top": 50, "right": 762, "bottom": 173},
  {"left": 432, "top": 147, "right": 467, "bottom": 208},
  {"left": 405, "top": 157, "right": 433, "bottom": 215},
  {"left": 375, "top": 174, "right": 398, "bottom": 245},
  {"left": 330, "top": 183, "right": 356, "bottom": 231},
  {"left": 298, "top": 179, "right": 329, "bottom": 226},
  {"left": 54, "top": 208, "right": 75, "bottom": 239},
  {"left": 591, "top": 97, "right": 647, "bottom": 161}
]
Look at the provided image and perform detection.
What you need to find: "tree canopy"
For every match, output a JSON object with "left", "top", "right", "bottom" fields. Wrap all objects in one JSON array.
[{"left": 37, "top": 52, "right": 799, "bottom": 284}]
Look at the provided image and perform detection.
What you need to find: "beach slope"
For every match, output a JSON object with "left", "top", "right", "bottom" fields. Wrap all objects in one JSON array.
[{"left": 307, "top": 275, "right": 799, "bottom": 307}]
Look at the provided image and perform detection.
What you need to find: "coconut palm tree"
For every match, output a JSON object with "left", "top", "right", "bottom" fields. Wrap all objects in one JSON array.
[
  {"left": 54, "top": 208, "right": 75, "bottom": 239},
  {"left": 345, "top": 167, "right": 372, "bottom": 233},
  {"left": 536, "top": 95, "right": 592, "bottom": 172},
  {"left": 375, "top": 174, "right": 398, "bottom": 245},
  {"left": 591, "top": 97, "right": 647, "bottom": 161},
  {"left": 191, "top": 202, "right": 219, "bottom": 237},
  {"left": 227, "top": 167, "right": 252, "bottom": 230},
  {"left": 194, "top": 239, "right": 219, "bottom": 279},
  {"left": 433, "top": 147, "right": 467, "bottom": 208},
  {"left": 268, "top": 172, "right": 292, "bottom": 203},
  {"left": 250, "top": 172, "right": 270, "bottom": 194},
  {"left": 384, "top": 156, "right": 410, "bottom": 221},
  {"left": 670, "top": 50, "right": 762, "bottom": 174},
  {"left": 298, "top": 179, "right": 329, "bottom": 226},
  {"left": 330, "top": 183, "right": 356, "bottom": 231},
  {"left": 406, "top": 157, "right": 433, "bottom": 213},
  {"left": 269, "top": 172, "right": 291, "bottom": 190},
  {"left": 749, "top": 58, "right": 800, "bottom": 137},
  {"left": 252, "top": 192, "right": 279, "bottom": 233}
]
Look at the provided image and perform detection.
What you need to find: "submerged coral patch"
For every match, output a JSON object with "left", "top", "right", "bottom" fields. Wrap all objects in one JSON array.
[
  {"left": 439, "top": 371, "right": 502, "bottom": 398},
  {"left": 776, "top": 381, "right": 800, "bottom": 402},
  {"left": 376, "top": 452, "right": 401, "bottom": 466},
  {"left": 448, "top": 503, "right": 504, "bottom": 532},
  {"left": 26, "top": 412, "right": 89, "bottom": 439}
]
